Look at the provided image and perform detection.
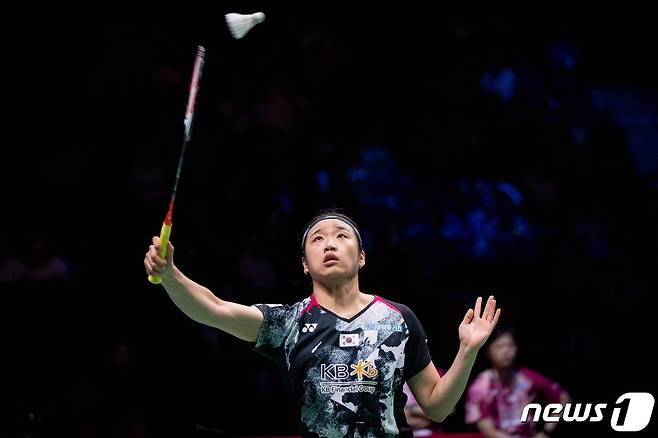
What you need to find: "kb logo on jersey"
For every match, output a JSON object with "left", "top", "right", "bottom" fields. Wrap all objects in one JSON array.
[
  {"left": 302, "top": 323, "right": 318, "bottom": 333},
  {"left": 320, "top": 360, "right": 378, "bottom": 381},
  {"left": 319, "top": 361, "right": 379, "bottom": 394}
]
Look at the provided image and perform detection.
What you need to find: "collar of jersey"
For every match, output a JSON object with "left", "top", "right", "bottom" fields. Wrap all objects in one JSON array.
[{"left": 309, "top": 294, "right": 378, "bottom": 323}]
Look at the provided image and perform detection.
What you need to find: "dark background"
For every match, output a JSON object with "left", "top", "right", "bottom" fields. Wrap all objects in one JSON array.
[{"left": 4, "top": 4, "right": 657, "bottom": 437}]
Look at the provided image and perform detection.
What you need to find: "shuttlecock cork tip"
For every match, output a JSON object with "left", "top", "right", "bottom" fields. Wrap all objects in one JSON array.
[{"left": 253, "top": 12, "right": 265, "bottom": 23}]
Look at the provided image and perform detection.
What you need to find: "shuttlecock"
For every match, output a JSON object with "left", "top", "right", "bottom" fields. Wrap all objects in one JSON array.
[{"left": 225, "top": 12, "right": 266, "bottom": 39}]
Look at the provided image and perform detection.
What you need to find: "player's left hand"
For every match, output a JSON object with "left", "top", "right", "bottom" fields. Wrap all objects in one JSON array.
[{"left": 458, "top": 296, "right": 501, "bottom": 350}]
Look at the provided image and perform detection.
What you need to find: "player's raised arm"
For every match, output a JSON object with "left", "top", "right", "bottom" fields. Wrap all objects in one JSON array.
[
  {"left": 144, "top": 236, "right": 263, "bottom": 342},
  {"left": 409, "top": 296, "right": 501, "bottom": 422}
]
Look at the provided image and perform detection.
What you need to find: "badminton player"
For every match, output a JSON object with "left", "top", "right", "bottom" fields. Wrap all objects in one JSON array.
[{"left": 144, "top": 209, "right": 501, "bottom": 437}]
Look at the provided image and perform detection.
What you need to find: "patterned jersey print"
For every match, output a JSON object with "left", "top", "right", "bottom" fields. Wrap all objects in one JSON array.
[{"left": 252, "top": 294, "right": 432, "bottom": 438}]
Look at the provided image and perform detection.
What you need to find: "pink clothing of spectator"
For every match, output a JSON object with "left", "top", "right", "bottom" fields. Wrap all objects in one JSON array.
[{"left": 465, "top": 367, "right": 564, "bottom": 437}]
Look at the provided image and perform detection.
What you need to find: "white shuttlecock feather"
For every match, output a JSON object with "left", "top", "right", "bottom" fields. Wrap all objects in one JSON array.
[{"left": 225, "top": 12, "right": 266, "bottom": 39}]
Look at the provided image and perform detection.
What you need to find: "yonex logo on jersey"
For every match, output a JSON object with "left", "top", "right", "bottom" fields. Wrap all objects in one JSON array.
[
  {"left": 302, "top": 323, "right": 318, "bottom": 333},
  {"left": 339, "top": 333, "right": 359, "bottom": 347}
]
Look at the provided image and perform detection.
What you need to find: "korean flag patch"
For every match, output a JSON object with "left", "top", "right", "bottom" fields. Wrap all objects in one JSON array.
[{"left": 339, "top": 333, "right": 360, "bottom": 347}]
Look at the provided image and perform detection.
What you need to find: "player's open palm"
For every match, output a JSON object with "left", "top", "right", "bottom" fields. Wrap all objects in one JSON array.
[{"left": 459, "top": 296, "right": 501, "bottom": 350}]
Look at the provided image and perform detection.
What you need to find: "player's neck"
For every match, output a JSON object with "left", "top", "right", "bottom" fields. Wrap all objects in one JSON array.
[{"left": 312, "top": 278, "right": 372, "bottom": 314}]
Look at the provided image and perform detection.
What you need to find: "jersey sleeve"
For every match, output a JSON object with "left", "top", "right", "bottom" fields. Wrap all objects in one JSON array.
[
  {"left": 398, "top": 304, "right": 432, "bottom": 381},
  {"left": 251, "top": 303, "right": 300, "bottom": 365}
]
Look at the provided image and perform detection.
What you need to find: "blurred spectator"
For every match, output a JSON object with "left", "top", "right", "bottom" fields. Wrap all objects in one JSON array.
[{"left": 465, "top": 326, "right": 570, "bottom": 438}]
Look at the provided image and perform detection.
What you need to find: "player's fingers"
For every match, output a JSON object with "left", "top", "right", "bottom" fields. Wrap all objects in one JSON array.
[
  {"left": 487, "top": 298, "right": 496, "bottom": 321},
  {"left": 144, "top": 257, "right": 155, "bottom": 274},
  {"left": 146, "top": 245, "right": 162, "bottom": 264},
  {"left": 148, "top": 246, "right": 167, "bottom": 267},
  {"left": 483, "top": 295, "right": 494, "bottom": 320},
  {"left": 474, "top": 296, "right": 482, "bottom": 319},
  {"left": 144, "top": 253, "right": 166, "bottom": 274},
  {"left": 165, "top": 241, "right": 175, "bottom": 263},
  {"left": 462, "top": 308, "right": 474, "bottom": 325},
  {"left": 492, "top": 308, "right": 502, "bottom": 326}
]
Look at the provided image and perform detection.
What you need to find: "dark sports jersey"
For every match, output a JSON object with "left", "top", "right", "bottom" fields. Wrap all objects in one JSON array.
[{"left": 252, "top": 294, "right": 432, "bottom": 438}]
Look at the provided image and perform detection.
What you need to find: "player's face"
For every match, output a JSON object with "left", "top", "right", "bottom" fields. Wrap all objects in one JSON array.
[
  {"left": 303, "top": 219, "right": 364, "bottom": 281},
  {"left": 487, "top": 333, "right": 517, "bottom": 369}
]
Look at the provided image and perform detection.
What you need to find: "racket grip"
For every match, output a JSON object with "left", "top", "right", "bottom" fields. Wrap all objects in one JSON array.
[{"left": 148, "top": 222, "right": 173, "bottom": 284}]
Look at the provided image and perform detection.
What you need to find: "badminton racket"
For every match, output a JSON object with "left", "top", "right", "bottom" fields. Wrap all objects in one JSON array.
[{"left": 148, "top": 45, "right": 205, "bottom": 284}]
